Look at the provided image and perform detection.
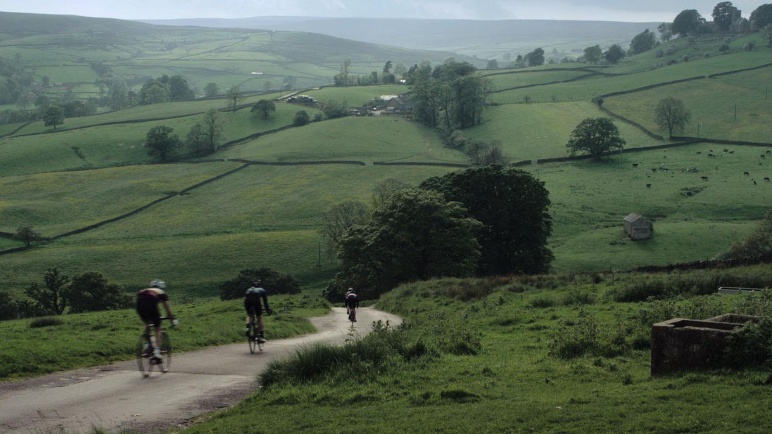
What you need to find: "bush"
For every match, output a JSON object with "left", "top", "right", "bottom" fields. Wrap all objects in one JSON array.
[
  {"left": 724, "top": 317, "right": 772, "bottom": 368},
  {"left": 0, "top": 291, "right": 18, "bottom": 321},
  {"left": 67, "top": 271, "right": 132, "bottom": 313},
  {"left": 219, "top": 268, "right": 301, "bottom": 300},
  {"left": 30, "top": 317, "right": 64, "bottom": 328}
]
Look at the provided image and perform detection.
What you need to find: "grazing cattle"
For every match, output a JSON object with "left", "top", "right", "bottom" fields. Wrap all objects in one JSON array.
[
  {"left": 632, "top": 163, "right": 639, "bottom": 167},
  {"left": 701, "top": 176, "right": 708, "bottom": 181},
  {"left": 708, "top": 153, "right": 716, "bottom": 158},
  {"left": 651, "top": 168, "right": 657, "bottom": 173},
  {"left": 696, "top": 151, "right": 702, "bottom": 154},
  {"left": 744, "top": 172, "right": 750, "bottom": 176},
  {"left": 762, "top": 155, "right": 766, "bottom": 159},
  {"left": 753, "top": 180, "right": 757, "bottom": 185},
  {"left": 646, "top": 183, "right": 651, "bottom": 188},
  {"left": 767, "top": 150, "right": 771, "bottom": 154},
  {"left": 765, "top": 177, "right": 771, "bottom": 182}
]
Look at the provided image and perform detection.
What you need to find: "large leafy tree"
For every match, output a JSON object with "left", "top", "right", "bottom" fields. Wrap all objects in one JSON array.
[
  {"left": 168, "top": 75, "right": 195, "bottom": 102},
  {"left": 145, "top": 125, "right": 181, "bottom": 162},
  {"left": 68, "top": 272, "right": 131, "bottom": 313},
  {"left": 421, "top": 165, "right": 552, "bottom": 276},
  {"left": 42, "top": 105, "right": 64, "bottom": 129},
  {"left": 629, "top": 29, "right": 657, "bottom": 55},
  {"left": 15, "top": 225, "right": 42, "bottom": 247},
  {"left": 603, "top": 44, "right": 626, "bottom": 64},
  {"left": 713, "top": 2, "right": 739, "bottom": 32},
  {"left": 330, "top": 189, "right": 482, "bottom": 300},
  {"left": 654, "top": 97, "right": 691, "bottom": 139},
  {"left": 201, "top": 109, "right": 225, "bottom": 153},
  {"left": 320, "top": 200, "right": 370, "bottom": 257},
  {"left": 251, "top": 99, "right": 276, "bottom": 119},
  {"left": 25, "top": 268, "right": 69, "bottom": 315},
  {"left": 525, "top": 47, "right": 545, "bottom": 66},
  {"left": 672, "top": 9, "right": 706, "bottom": 37},
  {"left": 566, "top": 117, "right": 626, "bottom": 160},
  {"left": 750, "top": 4, "right": 772, "bottom": 30},
  {"left": 583, "top": 45, "right": 602, "bottom": 64},
  {"left": 225, "top": 85, "right": 243, "bottom": 111}
]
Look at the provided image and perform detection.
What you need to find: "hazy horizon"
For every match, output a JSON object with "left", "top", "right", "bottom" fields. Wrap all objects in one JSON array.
[{"left": 0, "top": 0, "right": 765, "bottom": 23}]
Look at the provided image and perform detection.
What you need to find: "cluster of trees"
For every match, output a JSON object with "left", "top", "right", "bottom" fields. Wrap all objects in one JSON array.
[
  {"left": 333, "top": 60, "right": 407, "bottom": 86},
  {"left": 443, "top": 130, "right": 508, "bottom": 166},
  {"left": 405, "top": 60, "right": 490, "bottom": 131},
  {"left": 720, "top": 210, "right": 772, "bottom": 260},
  {"left": 321, "top": 165, "right": 552, "bottom": 301},
  {"left": 663, "top": 2, "right": 772, "bottom": 39},
  {"left": 0, "top": 268, "right": 131, "bottom": 320},
  {"left": 565, "top": 96, "right": 691, "bottom": 161}
]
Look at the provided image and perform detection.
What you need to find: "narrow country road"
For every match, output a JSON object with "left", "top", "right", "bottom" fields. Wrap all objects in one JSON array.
[{"left": 0, "top": 307, "right": 402, "bottom": 433}]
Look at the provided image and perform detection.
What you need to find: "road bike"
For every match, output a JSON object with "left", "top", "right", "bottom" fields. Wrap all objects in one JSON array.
[
  {"left": 137, "top": 317, "right": 173, "bottom": 377},
  {"left": 347, "top": 306, "right": 357, "bottom": 325},
  {"left": 246, "top": 316, "right": 265, "bottom": 353}
]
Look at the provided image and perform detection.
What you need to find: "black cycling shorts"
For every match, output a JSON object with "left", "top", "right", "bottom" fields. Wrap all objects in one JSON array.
[
  {"left": 245, "top": 302, "right": 263, "bottom": 317},
  {"left": 137, "top": 298, "right": 161, "bottom": 328}
]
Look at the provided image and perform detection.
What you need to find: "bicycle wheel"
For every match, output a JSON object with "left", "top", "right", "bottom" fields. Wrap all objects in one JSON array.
[
  {"left": 248, "top": 324, "right": 257, "bottom": 354},
  {"left": 137, "top": 335, "right": 152, "bottom": 377},
  {"left": 159, "top": 331, "right": 172, "bottom": 373}
]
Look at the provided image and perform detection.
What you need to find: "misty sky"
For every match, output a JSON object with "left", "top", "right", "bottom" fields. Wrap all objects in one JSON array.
[{"left": 0, "top": 0, "right": 764, "bottom": 22}]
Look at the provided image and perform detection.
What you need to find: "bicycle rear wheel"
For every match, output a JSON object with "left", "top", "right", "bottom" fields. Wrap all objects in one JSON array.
[
  {"left": 159, "top": 331, "right": 172, "bottom": 373},
  {"left": 137, "top": 335, "right": 152, "bottom": 377},
  {"left": 248, "top": 325, "right": 257, "bottom": 354}
]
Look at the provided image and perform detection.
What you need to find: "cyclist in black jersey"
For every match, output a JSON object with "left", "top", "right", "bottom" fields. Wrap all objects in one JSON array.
[{"left": 244, "top": 280, "right": 272, "bottom": 343}]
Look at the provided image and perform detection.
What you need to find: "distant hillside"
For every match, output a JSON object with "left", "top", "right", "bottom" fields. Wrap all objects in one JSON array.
[{"left": 143, "top": 17, "right": 660, "bottom": 59}]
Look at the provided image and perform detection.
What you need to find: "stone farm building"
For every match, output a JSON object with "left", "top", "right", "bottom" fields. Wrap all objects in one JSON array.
[{"left": 624, "top": 213, "right": 653, "bottom": 241}]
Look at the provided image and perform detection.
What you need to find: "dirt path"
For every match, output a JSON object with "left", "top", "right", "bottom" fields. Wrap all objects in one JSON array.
[{"left": 0, "top": 307, "right": 402, "bottom": 433}]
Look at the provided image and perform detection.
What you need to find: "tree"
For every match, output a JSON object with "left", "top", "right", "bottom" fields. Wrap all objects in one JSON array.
[
  {"left": 145, "top": 125, "right": 181, "bottom": 162},
  {"left": 629, "top": 29, "right": 657, "bottom": 55},
  {"left": 320, "top": 200, "right": 370, "bottom": 257},
  {"left": 225, "top": 85, "right": 243, "bottom": 111},
  {"left": 42, "top": 105, "right": 64, "bottom": 129},
  {"left": 0, "top": 291, "right": 18, "bottom": 321},
  {"left": 15, "top": 225, "right": 42, "bottom": 247},
  {"left": 583, "top": 45, "right": 602, "bottom": 64},
  {"left": 109, "top": 78, "right": 130, "bottom": 110},
  {"left": 251, "top": 99, "right": 276, "bottom": 119},
  {"left": 486, "top": 59, "right": 499, "bottom": 69},
  {"left": 658, "top": 22, "right": 673, "bottom": 42},
  {"left": 67, "top": 272, "right": 131, "bottom": 313},
  {"left": 420, "top": 165, "right": 552, "bottom": 276},
  {"left": 763, "top": 24, "right": 772, "bottom": 47},
  {"left": 672, "top": 10, "right": 706, "bottom": 37},
  {"left": 654, "top": 97, "right": 691, "bottom": 139},
  {"left": 293, "top": 110, "right": 310, "bottom": 126},
  {"left": 219, "top": 268, "right": 301, "bottom": 300},
  {"left": 566, "top": 117, "right": 626, "bottom": 160},
  {"left": 204, "top": 82, "right": 219, "bottom": 98},
  {"left": 329, "top": 189, "right": 482, "bottom": 300},
  {"left": 371, "top": 178, "right": 411, "bottom": 209},
  {"left": 750, "top": 4, "right": 772, "bottom": 30},
  {"left": 713, "top": 2, "right": 739, "bottom": 32},
  {"left": 603, "top": 44, "right": 626, "bottom": 64},
  {"left": 25, "top": 268, "right": 70, "bottom": 315},
  {"left": 186, "top": 122, "right": 207, "bottom": 156},
  {"left": 200, "top": 109, "right": 225, "bottom": 154},
  {"left": 168, "top": 75, "right": 195, "bottom": 102},
  {"left": 524, "top": 48, "right": 545, "bottom": 66}
]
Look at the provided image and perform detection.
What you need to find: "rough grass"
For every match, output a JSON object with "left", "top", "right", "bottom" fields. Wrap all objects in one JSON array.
[
  {"left": 0, "top": 294, "right": 328, "bottom": 380},
  {"left": 182, "top": 271, "right": 772, "bottom": 433}
]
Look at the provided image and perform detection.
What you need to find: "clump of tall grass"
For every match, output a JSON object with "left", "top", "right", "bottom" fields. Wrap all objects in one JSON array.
[
  {"left": 260, "top": 320, "right": 429, "bottom": 388},
  {"left": 549, "top": 310, "right": 628, "bottom": 360},
  {"left": 29, "top": 317, "right": 64, "bottom": 328},
  {"left": 724, "top": 316, "right": 772, "bottom": 369}
]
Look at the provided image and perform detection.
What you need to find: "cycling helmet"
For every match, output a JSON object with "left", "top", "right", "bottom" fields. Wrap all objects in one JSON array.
[
  {"left": 150, "top": 279, "right": 166, "bottom": 289},
  {"left": 254, "top": 279, "right": 262, "bottom": 286}
]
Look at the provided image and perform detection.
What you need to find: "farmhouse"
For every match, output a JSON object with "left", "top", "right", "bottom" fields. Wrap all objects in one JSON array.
[{"left": 624, "top": 213, "right": 653, "bottom": 241}]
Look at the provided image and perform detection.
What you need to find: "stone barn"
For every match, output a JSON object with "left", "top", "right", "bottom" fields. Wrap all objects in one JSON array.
[{"left": 624, "top": 213, "right": 653, "bottom": 240}]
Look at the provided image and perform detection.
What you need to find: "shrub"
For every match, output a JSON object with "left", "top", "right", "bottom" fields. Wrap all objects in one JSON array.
[
  {"left": 30, "top": 317, "right": 64, "bottom": 328},
  {"left": 219, "top": 268, "right": 301, "bottom": 300},
  {"left": 724, "top": 317, "right": 772, "bottom": 368},
  {"left": 0, "top": 291, "right": 18, "bottom": 320}
]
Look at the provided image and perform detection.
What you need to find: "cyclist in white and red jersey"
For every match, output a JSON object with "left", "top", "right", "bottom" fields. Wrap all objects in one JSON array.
[{"left": 136, "top": 279, "right": 178, "bottom": 360}]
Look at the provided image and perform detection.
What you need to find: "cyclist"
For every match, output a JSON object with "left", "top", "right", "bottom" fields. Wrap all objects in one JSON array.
[
  {"left": 245, "top": 279, "right": 272, "bottom": 343},
  {"left": 136, "top": 279, "right": 178, "bottom": 361},
  {"left": 345, "top": 288, "right": 359, "bottom": 322}
]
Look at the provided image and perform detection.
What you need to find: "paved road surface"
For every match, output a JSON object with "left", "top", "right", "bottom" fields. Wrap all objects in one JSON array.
[{"left": 0, "top": 307, "right": 402, "bottom": 433}]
